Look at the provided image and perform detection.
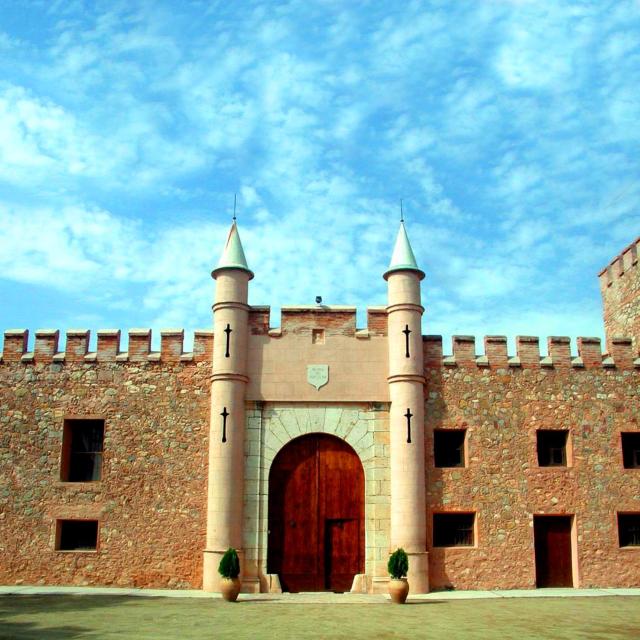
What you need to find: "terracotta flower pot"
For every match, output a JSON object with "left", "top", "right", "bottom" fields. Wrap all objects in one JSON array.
[
  {"left": 388, "top": 577, "right": 409, "bottom": 604},
  {"left": 220, "top": 577, "right": 241, "bottom": 602}
]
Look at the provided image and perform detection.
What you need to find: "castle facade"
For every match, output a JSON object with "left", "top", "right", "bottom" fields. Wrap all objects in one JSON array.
[{"left": 0, "top": 223, "right": 638, "bottom": 593}]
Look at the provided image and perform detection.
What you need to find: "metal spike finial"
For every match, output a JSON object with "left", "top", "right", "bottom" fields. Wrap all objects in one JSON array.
[
  {"left": 400, "top": 198, "right": 404, "bottom": 223},
  {"left": 233, "top": 193, "right": 237, "bottom": 222}
]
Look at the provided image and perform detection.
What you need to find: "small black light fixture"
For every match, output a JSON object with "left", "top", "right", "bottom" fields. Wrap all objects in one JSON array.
[{"left": 315, "top": 296, "right": 322, "bottom": 305}]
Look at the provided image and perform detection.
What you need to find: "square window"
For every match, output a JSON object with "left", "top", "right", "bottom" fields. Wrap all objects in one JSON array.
[
  {"left": 434, "top": 430, "right": 466, "bottom": 468},
  {"left": 56, "top": 520, "right": 99, "bottom": 551},
  {"left": 537, "top": 430, "right": 568, "bottom": 467},
  {"left": 618, "top": 513, "right": 640, "bottom": 547},
  {"left": 621, "top": 433, "right": 640, "bottom": 469},
  {"left": 433, "top": 513, "right": 475, "bottom": 547},
  {"left": 60, "top": 419, "right": 105, "bottom": 482}
]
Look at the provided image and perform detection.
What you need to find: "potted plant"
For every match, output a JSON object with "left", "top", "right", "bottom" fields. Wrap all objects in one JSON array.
[
  {"left": 387, "top": 548, "right": 409, "bottom": 604},
  {"left": 218, "top": 547, "right": 241, "bottom": 602}
]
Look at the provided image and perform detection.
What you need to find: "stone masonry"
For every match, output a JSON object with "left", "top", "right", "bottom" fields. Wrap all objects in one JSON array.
[
  {"left": 0, "top": 330, "right": 211, "bottom": 588},
  {"left": 424, "top": 338, "right": 640, "bottom": 590}
]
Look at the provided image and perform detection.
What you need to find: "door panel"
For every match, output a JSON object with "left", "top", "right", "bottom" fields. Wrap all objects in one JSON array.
[
  {"left": 325, "top": 519, "right": 360, "bottom": 591},
  {"left": 268, "top": 434, "right": 364, "bottom": 592},
  {"left": 268, "top": 436, "right": 319, "bottom": 591},
  {"left": 534, "top": 516, "right": 573, "bottom": 587}
]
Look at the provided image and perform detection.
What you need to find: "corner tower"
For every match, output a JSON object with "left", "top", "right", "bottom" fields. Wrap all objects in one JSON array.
[
  {"left": 203, "top": 221, "right": 253, "bottom": 592},
  {"left": 599, "top": 237, "right": 640, "bottom": 355},
  {"left": 384, "top": 220, "right": 429, "bottom": 593}
]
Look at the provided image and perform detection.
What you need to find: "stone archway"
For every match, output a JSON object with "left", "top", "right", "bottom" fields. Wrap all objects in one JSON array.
[{"left": 267, "top": 433, "right": 364, "bottom": 592}]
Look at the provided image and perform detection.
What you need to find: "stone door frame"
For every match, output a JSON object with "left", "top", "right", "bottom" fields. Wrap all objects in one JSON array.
[{"left": 242, "top": 401, "right": 390, "bottom": 593}]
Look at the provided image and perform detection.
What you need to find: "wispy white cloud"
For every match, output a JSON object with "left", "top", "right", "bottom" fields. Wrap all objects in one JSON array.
[{"left": 0, "top": 0, "right": 638, "bottom": 345}]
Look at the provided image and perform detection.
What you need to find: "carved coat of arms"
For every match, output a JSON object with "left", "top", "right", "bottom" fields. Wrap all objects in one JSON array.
[{"left": 307, "top": 365, "right": 329, "bottom": 390}]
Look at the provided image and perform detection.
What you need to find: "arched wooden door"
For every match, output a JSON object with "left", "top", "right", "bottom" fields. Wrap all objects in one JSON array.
[{"left": 267, "top": 434, "right": 365, "bottom": 592}]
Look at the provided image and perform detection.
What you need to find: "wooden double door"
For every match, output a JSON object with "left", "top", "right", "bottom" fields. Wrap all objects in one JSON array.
[
  {"left": 267, "top": 434, "right": 364, "bottom": 592},
  {"left": 534, "top": 515, "right": 573, "bottom": 587}
]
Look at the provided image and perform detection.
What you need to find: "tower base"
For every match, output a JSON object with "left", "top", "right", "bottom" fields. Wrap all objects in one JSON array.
[{"left": 407, "top": 551, "right": 429, "bottom": 594}]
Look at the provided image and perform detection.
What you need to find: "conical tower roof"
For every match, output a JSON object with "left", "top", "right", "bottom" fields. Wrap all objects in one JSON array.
[
  {"left": 211, "top": 221, "right": 254, "bottom": 279},
  {"left": 383, "top": 221, "right": 425, "bottom": 280}
]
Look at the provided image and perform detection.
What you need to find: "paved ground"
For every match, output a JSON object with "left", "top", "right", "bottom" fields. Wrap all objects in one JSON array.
[
  {"left": 1, "top": 585, "right": 640, "bottom": 601},
  {"left": 1, "top": 587, "right": 639, "bottom": 639}
]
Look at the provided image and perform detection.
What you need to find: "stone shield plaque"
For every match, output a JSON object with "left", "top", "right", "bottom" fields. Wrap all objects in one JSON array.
[{"left": 307, "top": 364, "right": 329, "bottom": 391}]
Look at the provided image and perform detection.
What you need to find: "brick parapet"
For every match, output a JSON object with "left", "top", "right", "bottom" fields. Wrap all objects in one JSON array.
[
  {"left": 516, "top": 336, "right": 540, "bottom": 367},
  {"left": 484, "top": 336, "right": 508, "bottom": 367},
  {"left": 65, "top": 330, "right": 90, "bottom": 363},
  {"left": 97, "top": 330, "right": 120, "bottom": 362},
  {"left": 160, "top": 329, "right": 184, "bottom": 363},
  {"left": 452, "top": 336, "right": 476, "bottom": 367},
  {"left": 248, "top": 306, "right": 270, "bottom": 335},
  {"left": 423, "top": 335, "right": 443, "bottom": 367},
  {"left": 128, "top": 329, "right": 151, "bottom": 362},
  {"left": 366, "top": 307, "right": 387, "bottom": 336},
  {"left": 547, "top": 336, "right": 571, "bottom": 368},
  {"left": 193, "top": 330, "right": 213, "bottom": 361},
  {"left": 252, "top": 305, "right": 390, "bottom": 337},
  {"left": 576, "top": 337, "right": 603, "bottom": 368},
  {"left": 2, "top": 329, "right": 28, "bottom": 362},
  {"left": 34, "top": 330, "right": 59, "bottom": 362},
  {"left": 281, "top": 306, "right": 358, "bottom": 337}
]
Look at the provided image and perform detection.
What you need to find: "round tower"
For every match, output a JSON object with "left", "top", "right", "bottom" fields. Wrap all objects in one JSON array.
[
  {"left": 384, "top": 221, "right": 429, "bottom": 593},
  {"left": 203, "top": 221, "right": 253, "bottom": 592}
]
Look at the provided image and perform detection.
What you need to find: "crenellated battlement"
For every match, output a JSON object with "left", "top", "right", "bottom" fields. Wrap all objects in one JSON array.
[
  {"left": 2, "top": 325, "right": 639, "bottom": 369},
  {"left": 598, "top": 236, "right": 640, "bottom": 287},
  {"left": 248, "top": 305, "right": 388, "bottom": 337},
  {"left": 424, "top": 334, "right": 640, "bottom": 370},
  {"left": 0, "top": 328, "right": 214, "bottom": 365}
]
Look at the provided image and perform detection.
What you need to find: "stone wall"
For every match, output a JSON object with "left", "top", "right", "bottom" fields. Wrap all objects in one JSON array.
[
  {"left": 600, "top": 237, "right": 640, "bottom": 353},
  {"left": 424, "top": 356, "right": 640, "bottom": 590},
  {"left": 245, "top": 306, "right": 390, "bottom": 403},
  {"left": 1, "top": 323, "right": 639, "bottom": 592},
  {"left": 0, "top": 358, "right": 210, "bottom": 588}
]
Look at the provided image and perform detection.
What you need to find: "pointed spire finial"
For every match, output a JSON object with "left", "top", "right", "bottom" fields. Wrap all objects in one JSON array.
[
  {"left": 211, "top": 202, "right": 254, "bottom": 280},
  {"left": 383, "top": 214, "right": 424, "bottom": 281}
]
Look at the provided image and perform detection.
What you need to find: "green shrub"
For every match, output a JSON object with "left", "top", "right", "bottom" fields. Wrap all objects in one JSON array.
[
  {"left": 387, "top": 548, "right": 409, "bottom": 579},
  {"left": 218, "top": 548, "right": 240, "bottom": 579}
]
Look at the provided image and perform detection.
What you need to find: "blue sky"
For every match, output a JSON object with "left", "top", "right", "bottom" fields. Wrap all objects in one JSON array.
[{"left": 0, "top": 0, "right": 638, "bottom": 354}]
